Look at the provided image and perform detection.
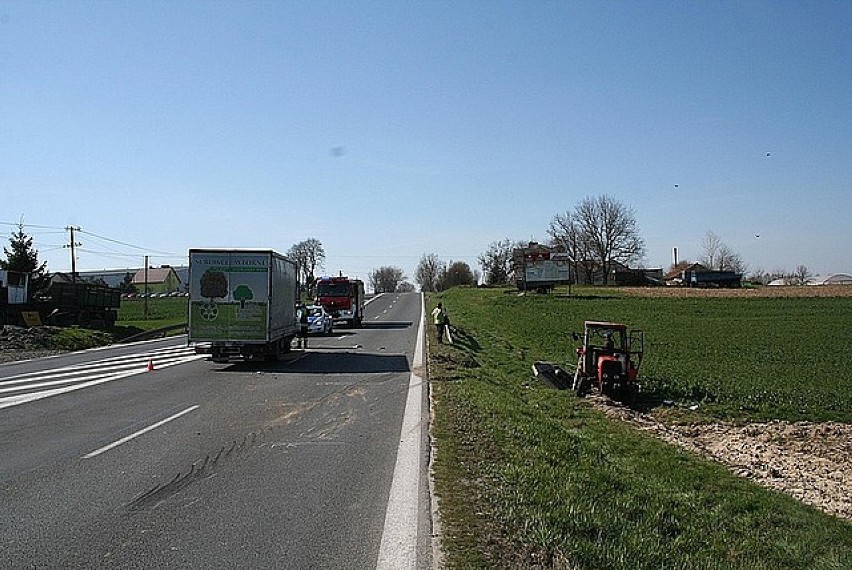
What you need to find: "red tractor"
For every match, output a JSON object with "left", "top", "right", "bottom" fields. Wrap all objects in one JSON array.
[{"left": 572, "top": 321, "right": 644, "bottom": 398}]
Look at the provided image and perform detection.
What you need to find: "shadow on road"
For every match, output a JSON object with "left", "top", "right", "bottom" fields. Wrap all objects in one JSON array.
[
  {"left": 357, "top": 321, "right": 412, "bottom": 330},
  {"left": 214, "top": 351, "right": 411, "bottom": 375}
]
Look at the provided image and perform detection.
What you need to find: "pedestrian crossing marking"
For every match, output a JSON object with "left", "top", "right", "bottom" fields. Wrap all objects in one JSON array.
[{"left": 0, "top": 346, "right": 204, "bottom": 410}]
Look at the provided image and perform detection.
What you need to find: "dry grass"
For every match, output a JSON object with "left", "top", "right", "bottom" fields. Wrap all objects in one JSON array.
[{"left": 618, "top": 284, "right": 852, "bottom": 298}]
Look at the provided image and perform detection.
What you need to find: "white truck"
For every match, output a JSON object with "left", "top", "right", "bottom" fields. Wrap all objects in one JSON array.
[{"left": 188, "top": 249, "right": 299, "bottom": 362}]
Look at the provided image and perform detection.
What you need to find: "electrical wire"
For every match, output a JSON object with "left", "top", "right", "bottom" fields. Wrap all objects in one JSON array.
[{"left": 77, "top": 229, "right": 177, "bottom": 256}]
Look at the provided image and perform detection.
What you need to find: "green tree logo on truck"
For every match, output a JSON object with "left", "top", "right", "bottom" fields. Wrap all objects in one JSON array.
[{"left": 233, "top": 285, "right": 253, "bottom": 308}]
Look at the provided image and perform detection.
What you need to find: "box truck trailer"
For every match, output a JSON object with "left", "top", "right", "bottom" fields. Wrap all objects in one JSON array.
[{"left": 188, "top": 249, "right": 299, "bottom": 362}]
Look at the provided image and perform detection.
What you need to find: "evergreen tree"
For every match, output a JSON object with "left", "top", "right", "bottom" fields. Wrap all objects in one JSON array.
[
  {"left": 120, "top": 271, "right": 138, "bottom": 294},
  {"left": 1, "top": 223, "right": 50, "bottom": 298}
]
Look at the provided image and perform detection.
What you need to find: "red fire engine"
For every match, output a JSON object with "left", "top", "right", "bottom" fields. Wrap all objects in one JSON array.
[{"left": 314, "top": 275, "right": 365, "bottom": 327}]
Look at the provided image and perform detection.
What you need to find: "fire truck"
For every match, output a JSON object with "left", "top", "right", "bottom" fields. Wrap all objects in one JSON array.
[{"left": 314, "top": 275, "right": 365, "bottom": 327}]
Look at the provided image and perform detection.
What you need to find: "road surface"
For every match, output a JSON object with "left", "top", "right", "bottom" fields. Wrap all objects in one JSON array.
[{"left": 0, "top": 292, "right": 433, "bottom": 569}]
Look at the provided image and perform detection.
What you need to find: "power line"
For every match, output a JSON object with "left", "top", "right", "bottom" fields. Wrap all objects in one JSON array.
[
  {"left": 0, "top": 221, "right": 65, "bottom": 231},
  {"left": 77, "top": 229, "right": 177, "bottom": 256}
]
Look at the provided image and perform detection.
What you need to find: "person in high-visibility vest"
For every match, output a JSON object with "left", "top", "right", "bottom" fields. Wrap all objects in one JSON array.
[{"left": 431, "top": 302, "right": 448, "bottom": 343}]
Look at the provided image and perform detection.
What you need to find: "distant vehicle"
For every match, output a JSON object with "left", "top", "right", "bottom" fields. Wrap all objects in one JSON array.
[
  {"left": 512, "top": 242, "right": 571, "bottom": 293},
  {"left": 305, "top": 304, "right": 333, "bottom": 335},
  {"left": 0, "top": 270, "right": 120, "bottom": 328},
  {"left": 683, "top": 269, "right": 742, "bottom": 288},
  {"left": 187, "top": 249, "right": 300, "bottom": 362},
  {"left": 315, "top": 275, "right": 365, "bottom": 327}
]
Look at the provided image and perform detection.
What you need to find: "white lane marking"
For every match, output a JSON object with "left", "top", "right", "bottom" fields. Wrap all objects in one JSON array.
[
  {"left": 83, "top": 405, "right": 200, "bottom": 459},
  {"left": 376, "top": 293, "right": 424, "bottom": 569}
]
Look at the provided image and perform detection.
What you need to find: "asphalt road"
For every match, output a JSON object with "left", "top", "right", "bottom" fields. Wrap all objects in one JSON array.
[{"left": 0, "top": 292, "right": 433, "bottom": 569}]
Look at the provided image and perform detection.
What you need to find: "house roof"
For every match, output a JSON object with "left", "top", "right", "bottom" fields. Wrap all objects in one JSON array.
[
  {"left": 132, "top": 267, "right": 180, "bottom": 284},
  {"left": 664, "top": 263, "right": 708, "bottom": 281}
]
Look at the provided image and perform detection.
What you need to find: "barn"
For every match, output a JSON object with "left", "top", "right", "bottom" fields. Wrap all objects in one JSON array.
[{"left": 807, "top": 274, "right": 852, "bottom": 285}]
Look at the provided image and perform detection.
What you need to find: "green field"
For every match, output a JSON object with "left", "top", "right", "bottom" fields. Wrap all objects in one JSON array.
[
  {"left": 428, "top": 287, "right": 851, "bottom": 569},
  {"left": 439, "top": 288, "right": 852, "bottom": 423},
  {"left": 113, "top": 297, "right": 188, "bottom": 338}
]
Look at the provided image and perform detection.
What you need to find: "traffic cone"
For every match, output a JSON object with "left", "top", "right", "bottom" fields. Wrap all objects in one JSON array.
[{"left": 147, "top": 359, "right": 154, "bottom": 372}]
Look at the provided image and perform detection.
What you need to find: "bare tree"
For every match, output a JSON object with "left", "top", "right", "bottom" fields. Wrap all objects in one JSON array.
[
  {"left": 288, "top": 238, "right": 325, "bottom": 291},
  {"left": 572, "top": 195, "right": 644, "bottom": 284},
  {"left": 699, "top": 231, "right": 746, "bottom": 273},
  {"left": 415, "top": 253, "right": 445, "bottom": 292},
  {"left": 478, "top": 238, "right": 521, "bottom": 286},
  {"left": 369, "top": 266, "right": 405, "bottom": 293},
  {"left": 548, "top": 212, "right": 596, "bottom": 284},
  {"left": 792, "top": 264, "right": 812, "bottom": 285},
  {"left": 396, "top": 281, "right": 416, "bottom": 293},
  {"left": 700, "top": 231, "right": 724, "bottom": 270},
  {"left": 718, "top": 244, "right": 747, "bottom": 274},
  {"left": 748, "top": 267, "right": 770, "bottom": 285}
]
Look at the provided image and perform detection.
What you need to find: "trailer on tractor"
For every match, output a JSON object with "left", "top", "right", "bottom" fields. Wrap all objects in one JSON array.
[{"left": 571, "top": 321, "right": 644, "bottom": 398}]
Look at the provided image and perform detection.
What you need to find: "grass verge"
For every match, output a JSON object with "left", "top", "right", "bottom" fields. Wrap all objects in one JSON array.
[
  {"left": 116, "top": 297, "right": 188, "bottom": 332},
  {"left": 428, "top": 287, "right": 851, "bottom": 569},
  {"left": 44, "top": 297, "right": 190, "bottom": 348}
]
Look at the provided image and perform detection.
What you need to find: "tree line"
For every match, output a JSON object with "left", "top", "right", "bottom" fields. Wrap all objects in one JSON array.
[
  {"left": 1, "top": 214, "right": 820, "bottom": 298},
  {"left": 417, "top": 194, "right": 648, "bottom": 289},
  {"left": 415, "top": 194, "right": 818, "bottom": 291}
]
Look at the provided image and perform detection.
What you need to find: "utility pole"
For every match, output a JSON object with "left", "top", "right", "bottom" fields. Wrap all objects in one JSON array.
[
  {"left": 143, "top": 255, "right": 149, "bottom": 320},
  {"left": 64, "top": 226, "right": 82, "bottom": 284}
]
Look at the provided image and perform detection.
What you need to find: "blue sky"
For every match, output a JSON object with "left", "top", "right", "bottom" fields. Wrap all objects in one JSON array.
[{"left": 2, "top": 1, "right": 850, "bottom": 283}]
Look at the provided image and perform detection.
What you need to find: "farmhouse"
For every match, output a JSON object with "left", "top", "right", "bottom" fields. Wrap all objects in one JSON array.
[
  {"left": 131, "top": 266, "right": 182, "bottom": 294},
  {"left": 568, "top": 260, "right": 662, "bottom": 286}
]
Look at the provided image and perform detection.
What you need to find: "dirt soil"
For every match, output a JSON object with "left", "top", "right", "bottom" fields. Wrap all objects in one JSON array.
[
  {"left": 607, "top": 286, "right": 852, "bottom": 519},
  {"left": 593, "top": 396, "right": 852, "bottom": 520}
]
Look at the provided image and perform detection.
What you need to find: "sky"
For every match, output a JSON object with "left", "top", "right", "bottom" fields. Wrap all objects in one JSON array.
[{"left": 2, "top": 1, "right": 851, "bottom": 285}]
